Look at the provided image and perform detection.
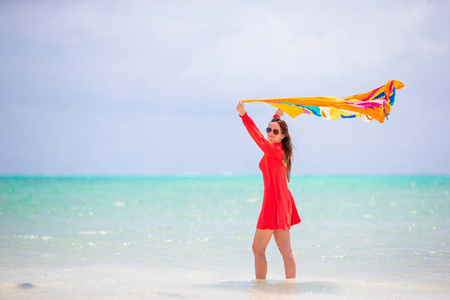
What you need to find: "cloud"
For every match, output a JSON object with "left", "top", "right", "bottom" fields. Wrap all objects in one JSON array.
[
  {"left": 2, "top": 0, "right": 447, "bottom": 106},
  {"left": 1, "top": 0, "right": 449, "bottom": 175},
  {"left": 184, "top": 0, "right": 448, "bottom": 98}
]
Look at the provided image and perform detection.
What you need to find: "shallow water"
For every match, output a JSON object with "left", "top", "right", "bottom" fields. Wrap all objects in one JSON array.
[{"left": 1, "top": 176, "right": 449, "bottom": 299}]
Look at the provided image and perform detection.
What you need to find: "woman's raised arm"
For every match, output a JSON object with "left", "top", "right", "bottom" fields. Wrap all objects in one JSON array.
[{"left": 237, "top": 101, "right": 273, "bottom": 155}]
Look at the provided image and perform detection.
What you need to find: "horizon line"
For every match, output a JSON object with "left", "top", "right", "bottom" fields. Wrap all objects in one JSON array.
[{"left": 0, "top": 173, "right": 449, "bottom": 179}]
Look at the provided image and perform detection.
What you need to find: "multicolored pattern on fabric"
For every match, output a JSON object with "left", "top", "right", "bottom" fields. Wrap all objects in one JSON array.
[{"left": 243, "top": 80, "right": 404, "bottom": 123}]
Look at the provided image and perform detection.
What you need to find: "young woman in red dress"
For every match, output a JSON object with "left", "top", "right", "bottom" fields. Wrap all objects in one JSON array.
[{"left": 236, "top": 101, "right": 301, "bottom": 279}]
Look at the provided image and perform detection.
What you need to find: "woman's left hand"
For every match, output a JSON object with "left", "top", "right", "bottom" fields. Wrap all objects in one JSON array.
[{"left": 275, "top": 108, "right": 284, "bottom": 117}]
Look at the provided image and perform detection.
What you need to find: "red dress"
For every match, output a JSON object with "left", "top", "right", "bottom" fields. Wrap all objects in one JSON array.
[{"left": 240, "top": 113, "right": 301, "bottom": 230}]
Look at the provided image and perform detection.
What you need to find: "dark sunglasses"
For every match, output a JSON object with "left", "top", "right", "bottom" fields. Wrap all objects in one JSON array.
[{"left": 266, "top": 127, "right": 280, "bottom": 135}]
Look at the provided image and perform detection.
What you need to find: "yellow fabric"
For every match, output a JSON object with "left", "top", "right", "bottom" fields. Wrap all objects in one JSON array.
[{"left": 243, "top": 80, "right": 404, "bottom": 123}]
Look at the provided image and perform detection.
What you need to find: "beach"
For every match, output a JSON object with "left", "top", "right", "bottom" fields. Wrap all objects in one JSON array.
[{"left": 1, "top": 176, "right": 449, "bottom": 299}]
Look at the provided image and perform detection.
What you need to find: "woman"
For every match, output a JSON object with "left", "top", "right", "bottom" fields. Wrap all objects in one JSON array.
[{"left": 236, "top": 101, "right": 301, "bottom": 280}]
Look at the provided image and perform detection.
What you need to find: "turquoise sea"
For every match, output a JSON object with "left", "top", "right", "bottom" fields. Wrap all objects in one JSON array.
[{"left": 1, "top": 176, "right": 449, "bottom": 299}]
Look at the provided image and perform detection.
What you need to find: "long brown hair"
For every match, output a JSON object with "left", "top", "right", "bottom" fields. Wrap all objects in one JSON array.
[{"left": 270, "top": 117, "right": 294, "bottom": 182}]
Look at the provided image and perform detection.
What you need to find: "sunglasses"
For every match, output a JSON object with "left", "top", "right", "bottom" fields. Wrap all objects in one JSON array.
[{"left": 266, "top": 127, "right": 280, "bottom": 135}]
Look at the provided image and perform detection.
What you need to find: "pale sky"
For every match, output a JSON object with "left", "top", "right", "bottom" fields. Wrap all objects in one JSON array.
[{"left": 1, "top": 0, "right": 449, "bottom": 176}]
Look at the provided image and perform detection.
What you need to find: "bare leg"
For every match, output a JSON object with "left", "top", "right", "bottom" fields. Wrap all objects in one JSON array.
[
  {"left": 252, "top": 229, "right": 273, "bottom": 279},
  {"left": 273, "top": 229, "right": 296, "bottom": 279}
]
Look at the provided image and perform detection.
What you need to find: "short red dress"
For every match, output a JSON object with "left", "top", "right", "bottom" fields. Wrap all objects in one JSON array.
[{"left": 240, "top": 112, "right": 301, "bottom": 230}]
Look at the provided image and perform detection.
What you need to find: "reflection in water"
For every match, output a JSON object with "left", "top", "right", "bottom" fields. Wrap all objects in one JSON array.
[{"left": 200, "top": 280, "right": 339, "bottom": 298}]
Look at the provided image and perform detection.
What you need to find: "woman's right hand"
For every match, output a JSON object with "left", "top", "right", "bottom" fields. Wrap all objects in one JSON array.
[{"left": 236, "top": 101, "right": 246, "bottom": 116}]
